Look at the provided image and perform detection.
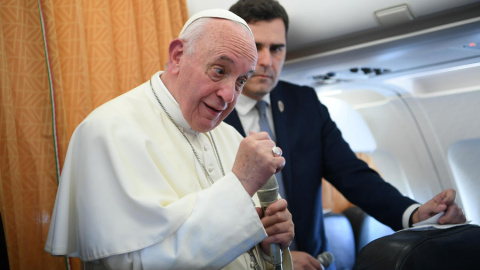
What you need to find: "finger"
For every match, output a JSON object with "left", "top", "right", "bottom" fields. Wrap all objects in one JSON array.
[
  {"left": 246, "top": 131, "right": 276, "bottom": 149},
  {"left": 262, "top": 210, "right": 291, "bottom": 229},
  {"left": 254, "top": 137, "right": 277, "bottom": 155},
  {"left": 262, "top": 201, "right": 289, "bottom": 229},
  {"left": 432, "top": 189, "right": 456, "bottom": 205},
  {"left": 264, "top": 199, "right": 288, "bottom": 216},
  {"left": 439, "top": 205, "right": 466, "bottom": 224},
  {"left": 417, "top": 203, "right": 444, "bottom": 221},
  {"left": 272, "top": 146, "right": 283, "bottom": 157},
  {"left": 440, "top": 189, "right": 456, "bottom": 205},
  {"left": 273, "top": 156, "right": 286, "bottom": 174},
  {"left": 261, "top": 222, "right": 292, "bottom": 242},
  {"left": 308, "top": 255, "right": 323, "bottom": 270},
  {"left": 424, "top": 189, "right": 456, "bottom": 217},
  {"left": 248, "top": 130, "right": 272, "bottom": 141},
  {"left": 421, "top": 190, "right": 455, "bottom": 217},
  {"left": 422, "top": 203, "right": 445, "bottom": 218},
  {"left": 438, "top": 205, "right": 457, "bottom": 224},
  {"left": 291, "top": 251, "right": 323, "bottom": 270},
  {"left": 262, "top": 209, "right": 293, "bottom": 234},
  {"left": 262, "top": 230, "right": 294, "bottom": 250},
  {"left": 262, "top": 213, "right": 294, "bottom": 241}
]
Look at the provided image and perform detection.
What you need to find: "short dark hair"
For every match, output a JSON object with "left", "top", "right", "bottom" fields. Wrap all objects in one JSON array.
[{"left": 229, "top": 0, "right": 289, "bottom": 33}]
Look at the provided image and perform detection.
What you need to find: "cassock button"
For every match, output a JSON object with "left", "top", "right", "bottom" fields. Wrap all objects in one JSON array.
[
  {"left": 204, "top": 145, "right": 208, "bottom": 151},
  {"left": 250, "top": 261, "right": 255, "bottom": 268}
]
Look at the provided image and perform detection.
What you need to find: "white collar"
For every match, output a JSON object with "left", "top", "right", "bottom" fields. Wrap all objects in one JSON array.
[
  {"left": 236, "top": 93, "right": 271, "bottom": 116},
  {"left": 149, "top": 71, "right": 197, "bottom": 135}
]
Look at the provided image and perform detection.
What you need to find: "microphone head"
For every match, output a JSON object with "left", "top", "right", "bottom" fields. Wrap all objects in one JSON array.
[
  {"left": 256, "top": 175, "right": 279, "bottom": 204},
  {"left": 259, "top": 175, "right": 278, "bottom": 190},
  {"left": 317, "top": 251, "right": 334, "bottom": 268}
]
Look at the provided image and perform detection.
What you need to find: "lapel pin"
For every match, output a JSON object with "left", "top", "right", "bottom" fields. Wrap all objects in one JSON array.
[{"left": 278, "top": 100, "right": 285, "bottom": 113}]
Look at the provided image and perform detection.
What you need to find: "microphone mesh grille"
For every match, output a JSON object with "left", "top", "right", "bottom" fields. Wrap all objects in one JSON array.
[{"left": 257, "top": 176, "right": 279, "bottom": 203}]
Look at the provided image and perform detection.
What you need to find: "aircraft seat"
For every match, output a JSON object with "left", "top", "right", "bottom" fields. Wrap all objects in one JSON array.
[
  {"left": 324, "top": 212, "right": 357, "bottom": 270},
  {"left": 343, "top": 206, "right": 394, "bottom": 253}
]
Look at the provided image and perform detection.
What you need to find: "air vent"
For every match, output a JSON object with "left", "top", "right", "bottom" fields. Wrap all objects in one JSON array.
[{"left": 312, "top": 67, "right": 391, "bottom": 85}]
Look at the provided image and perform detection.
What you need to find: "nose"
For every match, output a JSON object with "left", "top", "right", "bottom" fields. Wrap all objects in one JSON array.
[
  {"left": 217, "top": 81, "right": 235, "bottom": 104},
  {"left": 257, "top": 47, "right": 272, "bottom": 68}
]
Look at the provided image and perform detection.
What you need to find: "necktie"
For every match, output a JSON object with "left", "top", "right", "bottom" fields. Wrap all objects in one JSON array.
[
  {"left": 255, "top": 100, "right": 274, "bottom": 139},
  {"left": 255, "top": 100, "right": 286, "bottom": 199}
]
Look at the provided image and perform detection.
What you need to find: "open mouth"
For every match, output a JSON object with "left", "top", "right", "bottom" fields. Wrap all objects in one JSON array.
[{"left": 205, "top": 103, "right": 222, "bottom": 114}]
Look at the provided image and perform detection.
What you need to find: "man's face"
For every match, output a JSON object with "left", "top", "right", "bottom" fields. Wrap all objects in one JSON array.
[
  {"left": 242, "top": 18, "right": 287, "bottom": 100},
  {"left": 173, "top": 20, "right": 257, "bottom": 132}
]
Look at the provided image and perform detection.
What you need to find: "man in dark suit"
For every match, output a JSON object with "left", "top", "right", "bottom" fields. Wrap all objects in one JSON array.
[{"left": 226, "top": 1, "right": 467, "bottom": 269}]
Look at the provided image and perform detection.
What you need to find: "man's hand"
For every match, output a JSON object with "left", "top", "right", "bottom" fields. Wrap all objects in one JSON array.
[
  {"left": 232, "top": 131, "right": 285, "bottom": 196},
  {"left": 291, "top": 251, "right": 324, "bottom": 270},
  {"left": 413, "top": 189, "right": 467, "bottom": 225},
  {"left": 256, "top": 199, "right": 294, "bottom": 254}
]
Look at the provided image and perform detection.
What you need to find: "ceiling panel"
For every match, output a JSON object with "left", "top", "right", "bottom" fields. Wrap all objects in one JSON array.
[{"left": 186, "top": 0, "right": 480, "bottom": 52}]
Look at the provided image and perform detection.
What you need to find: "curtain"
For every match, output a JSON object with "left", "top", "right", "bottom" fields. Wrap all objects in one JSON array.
[{"left": 0, "top": 0, "right": 188, "bottom": 269}]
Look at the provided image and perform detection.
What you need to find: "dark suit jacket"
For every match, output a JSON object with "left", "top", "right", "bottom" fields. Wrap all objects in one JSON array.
[{"left": 225, "top": 80, "right": 417, "bottom": 256}]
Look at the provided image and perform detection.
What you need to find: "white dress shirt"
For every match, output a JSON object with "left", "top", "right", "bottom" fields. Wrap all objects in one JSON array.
[{"left": 235, "top": 94, "right": 276, "bottom": 140}]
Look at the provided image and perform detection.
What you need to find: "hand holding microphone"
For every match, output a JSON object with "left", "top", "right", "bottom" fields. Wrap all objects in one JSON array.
[
  {"left": 232, "top": 131, "right": 285, "bottom": 196},
  {"left": 257, "top": 145, "right": 293, "bottom": 269},
  {"left": 317, "top": 251, "right": 334, "bottom": 269},
  {"left": 232, "top": 132, "right": 292, "bottom": 268},
  {"left": 257, "top": 175, "right": 283, "bottom": 269}
]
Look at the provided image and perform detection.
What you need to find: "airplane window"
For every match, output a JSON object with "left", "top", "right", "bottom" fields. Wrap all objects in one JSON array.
[{"left": 448, "top": 139, "right": 480, "bottom": 225}]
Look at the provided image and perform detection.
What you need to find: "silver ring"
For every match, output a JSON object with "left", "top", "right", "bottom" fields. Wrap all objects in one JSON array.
[{"left": 272, "top": 146, "right": 282, "bottom": 157}]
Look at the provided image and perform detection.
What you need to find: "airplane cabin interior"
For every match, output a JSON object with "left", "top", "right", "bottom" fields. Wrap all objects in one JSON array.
[
  {"left": 1, "top": 0, "right": 479, "bottom": 269},
  {"left": 189, "top": 0, "right": 480, "bottom": 269}
]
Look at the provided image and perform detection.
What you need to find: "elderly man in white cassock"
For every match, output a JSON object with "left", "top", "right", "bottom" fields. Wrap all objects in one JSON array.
[{"left": 44, "top": 9, "right": 294, "bottom": 270}]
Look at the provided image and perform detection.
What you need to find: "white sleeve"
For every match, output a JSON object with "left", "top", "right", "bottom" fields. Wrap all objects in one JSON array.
[
  {"left": 93, "top": 173, "right": 267, "bottom": 270},
  {"left": 402, "top": 203, "right": 422, "bottom": 228}
]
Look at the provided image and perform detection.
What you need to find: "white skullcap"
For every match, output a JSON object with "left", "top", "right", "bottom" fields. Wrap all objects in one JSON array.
[{"left": 179, "top": 8, "right": 252, "bottom": 36}]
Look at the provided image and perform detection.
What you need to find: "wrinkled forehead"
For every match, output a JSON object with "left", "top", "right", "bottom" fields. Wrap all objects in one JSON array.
[
  {"left": 196, "top": 24, "right": 256, "bottom": 74},
  {"left": 179, "top": 8, "right": 253, "bottom": 37}
]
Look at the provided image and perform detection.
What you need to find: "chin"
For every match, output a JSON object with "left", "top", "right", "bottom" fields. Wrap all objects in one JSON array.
[{"left": 195, "top": 120, "right": 222, "bottom": 133}]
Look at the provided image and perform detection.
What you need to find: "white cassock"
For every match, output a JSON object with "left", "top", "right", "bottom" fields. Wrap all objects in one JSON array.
[{"left": 45, "top": 71, "right": 293, "bottom": 270}]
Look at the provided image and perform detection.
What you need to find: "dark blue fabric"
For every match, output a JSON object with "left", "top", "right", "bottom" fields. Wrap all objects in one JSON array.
[
  {"left": 225, "top": 80, "right": 417, "bottom": 258},
  {"left": 324, "top": 213, "right": 355, "bottom": 270}
]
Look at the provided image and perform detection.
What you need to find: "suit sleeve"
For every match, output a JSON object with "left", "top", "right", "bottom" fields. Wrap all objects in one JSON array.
[{"left": 316, "top": 94, "right": 417, "bottom": 230}]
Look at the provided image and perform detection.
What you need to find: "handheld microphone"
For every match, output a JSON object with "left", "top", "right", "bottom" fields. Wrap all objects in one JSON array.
[
  {"left": 256, "top": 175, "right": 282, "bottom": 269},
  {"left": 317, "top": 251, "right": 334, "bottom": 268}
]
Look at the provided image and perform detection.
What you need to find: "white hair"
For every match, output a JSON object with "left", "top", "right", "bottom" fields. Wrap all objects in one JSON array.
[{"left": 179, "top": 17, "right": 253, "bottom": 56}]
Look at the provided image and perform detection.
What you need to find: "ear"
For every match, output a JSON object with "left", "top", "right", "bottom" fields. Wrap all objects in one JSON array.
[{"left": 167, "top": 38, "right": 185, "bottom": 74}]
